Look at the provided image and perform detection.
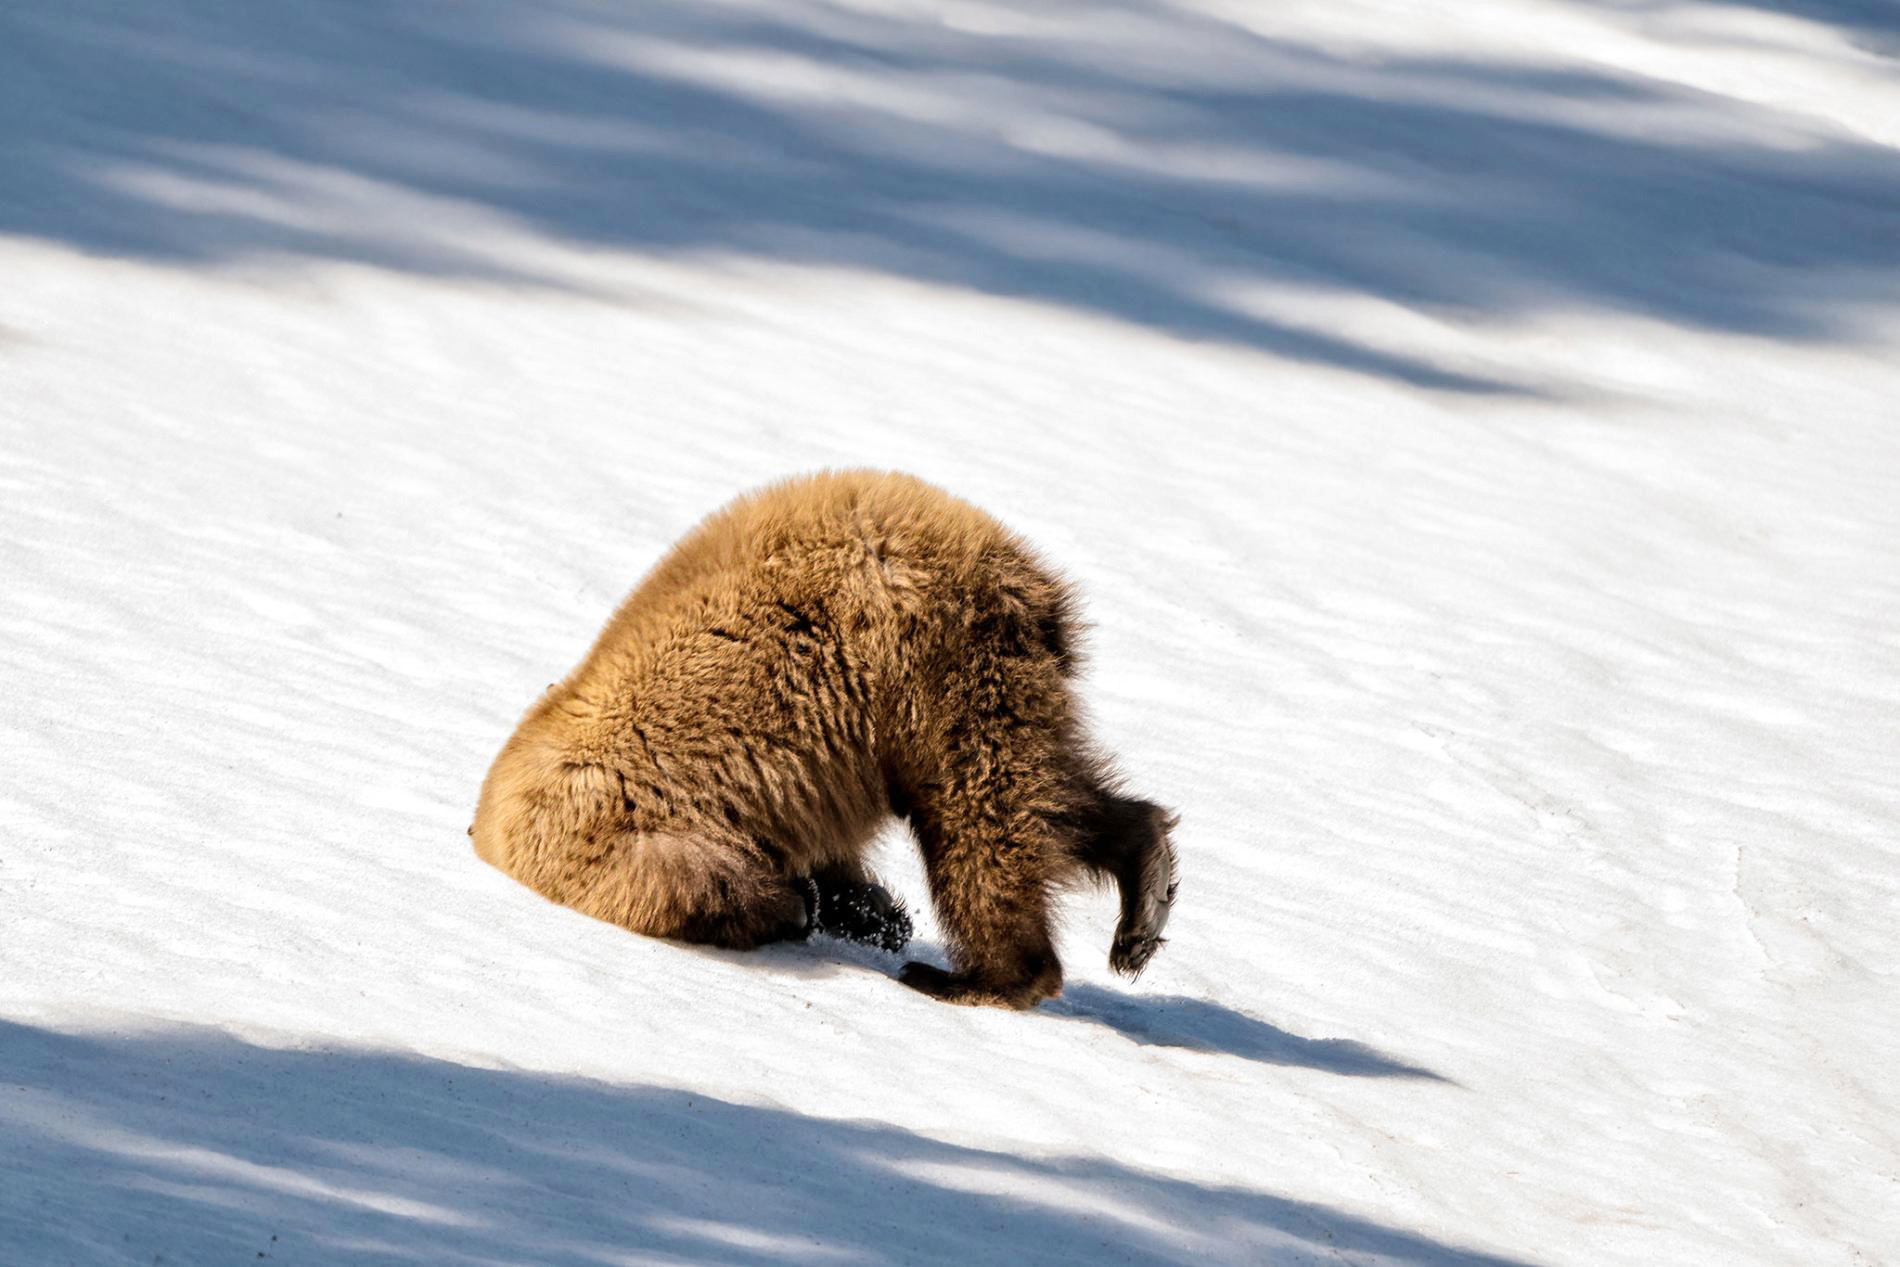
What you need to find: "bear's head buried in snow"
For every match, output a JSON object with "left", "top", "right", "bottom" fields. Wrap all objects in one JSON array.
[{"left": 471, "top": 470, "right": 1177, "bottom": 1009}]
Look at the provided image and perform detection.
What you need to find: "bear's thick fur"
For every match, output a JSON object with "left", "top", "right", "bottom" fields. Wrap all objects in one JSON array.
[{"left": 471, "top": 471, "right": 1176, "bottom": 1008}]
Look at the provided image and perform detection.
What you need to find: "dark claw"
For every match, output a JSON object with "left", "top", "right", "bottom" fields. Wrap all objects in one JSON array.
[
  {"left": 898, "top": 961, "right": 955, "bottom": 995},
  {"left": 1110, "top": 933, "right": 1165, "bottom": 979}
]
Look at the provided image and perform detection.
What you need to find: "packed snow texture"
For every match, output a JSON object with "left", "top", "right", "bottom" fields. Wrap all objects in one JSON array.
[{"left": 3, "top": 0, "right": 1898, "bottom": 1263}]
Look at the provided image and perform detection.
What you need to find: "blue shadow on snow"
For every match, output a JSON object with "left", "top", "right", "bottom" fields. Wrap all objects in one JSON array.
[
  {"left": 5, "top": 0, "right": 1899, "bottom": 393},
  {"left": 0, "top": 1018, "right": 1523, "bottom": 1265}
]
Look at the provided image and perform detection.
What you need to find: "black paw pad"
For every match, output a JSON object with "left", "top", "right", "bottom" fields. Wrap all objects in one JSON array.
[{"left": 811, "top": 881, "right": 913, "bottom": 954}]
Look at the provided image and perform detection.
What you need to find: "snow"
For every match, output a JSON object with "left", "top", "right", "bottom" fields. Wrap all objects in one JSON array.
[{"left": 2, "top": 0, "right": 1897, "bottom": 1263}]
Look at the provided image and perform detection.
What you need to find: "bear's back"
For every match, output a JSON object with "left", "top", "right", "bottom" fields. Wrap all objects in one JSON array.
[{"left": 577, "top": 470, "right": 1036, "bottom": 678}]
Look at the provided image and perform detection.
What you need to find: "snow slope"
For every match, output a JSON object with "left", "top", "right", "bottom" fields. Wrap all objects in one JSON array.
[{"left": 3, "top": 0, "right": 1898, "bottom": 1263}]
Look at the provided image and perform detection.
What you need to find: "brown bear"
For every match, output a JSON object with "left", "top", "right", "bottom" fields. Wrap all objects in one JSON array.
[{"left": 470, "top": 470, "right": 1177, "bottom": 1008}]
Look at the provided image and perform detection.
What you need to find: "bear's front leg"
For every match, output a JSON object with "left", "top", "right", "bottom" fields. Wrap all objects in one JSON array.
[
  {"left": 898, "top": 957, "right": 1060, "bottom": 1010},
  {"left": 1070, "top": 794, "right": 1179, "bottom": 979},
  {"left": 896, "top": 788, "right": 1066, "bottom": 1009}
]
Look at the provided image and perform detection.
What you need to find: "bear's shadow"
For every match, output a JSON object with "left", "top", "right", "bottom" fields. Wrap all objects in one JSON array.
[
  {"left": 767, "top": 939, "right": 1448, "bottom": 1081},
  {"left": 1047, "top": 984, "right": 1452, "bottom": 1081}
]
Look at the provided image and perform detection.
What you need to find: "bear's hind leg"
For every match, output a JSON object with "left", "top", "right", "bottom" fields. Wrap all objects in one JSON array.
[{"left": 562, "top": 830, "right": 810, "bottom": 951}]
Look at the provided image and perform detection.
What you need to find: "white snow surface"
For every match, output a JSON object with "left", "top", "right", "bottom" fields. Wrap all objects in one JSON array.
[{"left": 4, "top": 0, "right": 1898, "bottom": 1263}]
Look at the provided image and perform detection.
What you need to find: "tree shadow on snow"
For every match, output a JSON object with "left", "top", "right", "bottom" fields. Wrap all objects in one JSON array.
[
  {"left": 0, "top": 1020, "right": 1528, "bottom": 1266},
  {"left": 5, "top": 0, "right": 1899, "bottom": 393},
  {"left": 1050, "top": 984, "right": 1453, "bottom": 1081},
  {"left": 1589, "top": 0, "right": 1900, "bottom": 55}
]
